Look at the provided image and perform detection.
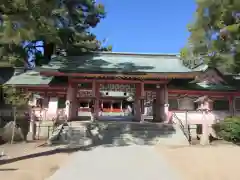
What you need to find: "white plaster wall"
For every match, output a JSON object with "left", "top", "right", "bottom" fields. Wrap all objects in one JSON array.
[{"left": 47, "top": 97, "right": 58, "bottom": 120}]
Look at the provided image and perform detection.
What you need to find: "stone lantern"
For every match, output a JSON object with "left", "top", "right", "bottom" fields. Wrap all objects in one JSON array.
[
  {"left": 194, "top": 96, "right": 213, "bottom": 145},
  {"left": 65, "top": 100, "right": 71, "bottom": 120}
]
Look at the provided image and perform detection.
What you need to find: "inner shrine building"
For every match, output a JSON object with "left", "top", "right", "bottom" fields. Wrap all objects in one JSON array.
[{"left": 4, "top": 52, "right": 239, "bottom": 122}]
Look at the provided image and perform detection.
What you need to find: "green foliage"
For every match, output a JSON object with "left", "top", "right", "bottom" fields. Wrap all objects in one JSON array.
[
  {"left": 181, "top": 0, "right": 240, "bottom": 73},
  {"left": 213, "top": 116, "right": 240, "bottom": 142},
  {"left": 2, "top": 85, "right": 31, "bottom": 106},
  {"left": 0, "top": 0, "right": 109, "bottom": 67},
  {"left": 180, "top": 46, "right": 196, "bottom": 68}
]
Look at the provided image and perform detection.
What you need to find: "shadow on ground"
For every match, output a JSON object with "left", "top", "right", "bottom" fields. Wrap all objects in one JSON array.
[
  {"left": 0, "top": 145, "right": 91, "bottom": 166},
  {"left": 0, "top": 122, "right": 178, "bottom": 166},
  {"left": 0, "top": 168, "right": 18, "bottom": 171},
  {"left": 55, "top": 53, "right": 155, "bottom": 74},
  {"left": 67, "top": 121, "right": 177, "bottom": 148}
]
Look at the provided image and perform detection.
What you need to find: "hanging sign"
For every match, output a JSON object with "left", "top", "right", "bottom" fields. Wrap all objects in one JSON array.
[
  {"left": 99, "top": 84, "right": 136, "bottom": 93},
  {"left": 78, "top": 90, "right": 93, "bottom": 97}
]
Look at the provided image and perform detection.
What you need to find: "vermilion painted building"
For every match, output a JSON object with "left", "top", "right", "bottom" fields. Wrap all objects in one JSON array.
[{"left": 3, "top": 52, "right": 240, "bottom": 124}]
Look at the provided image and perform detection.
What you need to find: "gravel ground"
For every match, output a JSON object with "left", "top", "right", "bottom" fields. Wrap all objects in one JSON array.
[
  {"left": 0, "top": 142, "right": 69, "bottom": 180},
  {"left": 47, "top": 145, "right": 181, "bottom": 180},
  {"left": 157, "top": 144, "right": 240, "bottom": 180}
]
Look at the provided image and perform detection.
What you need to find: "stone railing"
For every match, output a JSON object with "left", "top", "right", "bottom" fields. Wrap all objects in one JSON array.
[{"left": 169, "top": 110, "right": 235, "bottom": 125}]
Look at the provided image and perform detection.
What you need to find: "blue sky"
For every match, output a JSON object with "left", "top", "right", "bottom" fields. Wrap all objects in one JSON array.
[{"left": 92, "top": 0, "right": 196, "bottom": 53}]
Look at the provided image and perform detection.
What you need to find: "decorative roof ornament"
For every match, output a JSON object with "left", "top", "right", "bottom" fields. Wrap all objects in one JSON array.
[
  {"left": 194, "top": 95, "right": 212, "bottom": 103},
  {"left": 195, "top": 95, "right": 213, "bottom": 111},
  {"left": 126, "top": 96, "right": 134, "bottom": 102},
  {"left": 191, "top": 68, "right": 226, "bottom": 86}
]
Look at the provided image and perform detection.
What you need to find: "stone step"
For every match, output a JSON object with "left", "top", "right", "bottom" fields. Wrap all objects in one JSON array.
[
  {"left": 69, "top": 122, "right": 175, "bottom": 132},
  {"left": 69, "top": 127, "right": 176, "bottom": 137},
  {"left": 64, "top": 123, "right": 189, "bottom": 146},
  {"left": 67, "top": 134, "right": 188, "bottom": 146}
]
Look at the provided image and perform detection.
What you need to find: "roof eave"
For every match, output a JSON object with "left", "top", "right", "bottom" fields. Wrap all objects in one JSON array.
[{"left": 38, "top": 68, "right": 199, "bottom": 79}]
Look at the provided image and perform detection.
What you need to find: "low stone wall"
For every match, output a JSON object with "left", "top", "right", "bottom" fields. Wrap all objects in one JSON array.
[
  {"left": 35, "top": 121, "right": 54, "bottom": 139},
  {"left": 170, "top": 111, "right": 234, "bottom": 139},
  {"left": 170, "top": 110, "right": 234, "bottom": 125}
]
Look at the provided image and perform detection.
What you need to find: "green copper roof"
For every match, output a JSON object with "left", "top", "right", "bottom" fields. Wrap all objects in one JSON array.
[
  {"left": 193, "top": 82, "right": 236, "bottom": 91},
  {"left": 169, "top": 79, "right": 236, "bottom": 91},
  {"left": 4, "top": 71, "right": 53, "bottom": 86},
  {"left": 41, "top": 52, "right": 194, "bottom": 73}
]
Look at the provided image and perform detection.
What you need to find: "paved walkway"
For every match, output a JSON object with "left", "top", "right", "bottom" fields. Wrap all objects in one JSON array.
[{"left": 47, "top": 145, "right": 181, "bottom": 180}]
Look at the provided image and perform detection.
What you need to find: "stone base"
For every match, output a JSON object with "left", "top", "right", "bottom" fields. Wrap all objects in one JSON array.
[
  {"left": 200, "top": 135, "right": 210, "bottom": 145},
  {"left": 27, "top": 132, "right": 35, "bottom": 141}
]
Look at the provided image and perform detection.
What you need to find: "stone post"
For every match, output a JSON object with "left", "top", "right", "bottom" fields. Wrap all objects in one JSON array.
[
  {"left": 194, "top": 96, "right": 212, "bottom": 145},
  {"left": 27, "top": 108, "right": 36, "bottom": 141},
  {"left": 200, "top": 110, "right": 209, "bottom": 145}
]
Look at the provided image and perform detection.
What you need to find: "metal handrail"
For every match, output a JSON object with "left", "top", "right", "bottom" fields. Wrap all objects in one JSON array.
[{"left": 172, "top": 112, "right": 191, "bottom": 144}]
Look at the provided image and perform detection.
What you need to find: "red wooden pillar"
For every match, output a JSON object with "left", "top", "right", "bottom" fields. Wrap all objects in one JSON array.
[
  {"left": 42, "top": 91, "right": 49, "bottom": 109},
  {"left": 66, "top": 83, "right": 78, "bottom": 121},
  {"left": 72, "top": 84, "right": 78, "bottom": 118},
  {"left": 164, "top": 84, "right": 169, "bottom": 122},
  {"left": 229, "top": 96, "right": 234, "bottom": 116},
  {"left": 155, "top": 84, "right": 165, "bottom": 122},
  {"left": 140, "top": 82, "right": 145, "bottom": 121},
  {"left": 140, "top": 82, "right": 145, "bottom": 114},
  {"left": 92, "top": 80, "right": 100, "bottom": 120},
  {"left": 155, "top": 85, "right": 160, "bottom": 122},
  {"left": 135, "top": 82, "right": 144, "bottom": 122}
]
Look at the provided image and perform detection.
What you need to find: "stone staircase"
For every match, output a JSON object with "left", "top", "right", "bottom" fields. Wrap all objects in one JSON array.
[{"left": 63, "top": 121, "right": 189, "bottom": 147}]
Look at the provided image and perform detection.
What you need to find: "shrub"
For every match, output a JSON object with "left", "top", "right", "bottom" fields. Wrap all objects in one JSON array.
[{"left": 213, "top": 116, "right": 240, "bottom": 142}]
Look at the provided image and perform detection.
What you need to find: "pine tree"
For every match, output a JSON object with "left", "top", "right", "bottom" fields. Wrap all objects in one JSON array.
[
  {"left": 0, "top": 0, "right": 110, "bottom": 67},
  {"left": 0, "top": 0, "right": 112, "bottom": 106},
  {"left": 181, "top": 0, "right": 240, "bottom": 73}
]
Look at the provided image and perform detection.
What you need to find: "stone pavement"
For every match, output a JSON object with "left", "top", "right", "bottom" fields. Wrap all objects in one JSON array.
[{"left": 46, "top": 145, "right": 181, "bottom": 180}]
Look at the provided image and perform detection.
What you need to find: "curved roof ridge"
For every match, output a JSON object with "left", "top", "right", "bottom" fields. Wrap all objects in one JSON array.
[{"left": 93, "top": 51, "right": 179, "bottom": 57}]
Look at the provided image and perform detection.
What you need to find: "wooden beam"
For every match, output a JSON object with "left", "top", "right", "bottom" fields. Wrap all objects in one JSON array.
[
  {"left": 168, "top": 89, "right": 240, "bottom": 96},
  {"left": 24, "top": 87, "right": 67, "bottom": 91},
  {"left": 40, "top": 71, "right": 199, "bottom": 79},
  {"left": 19, "top": 85, "right": 240, "bottom": 96},
  {"left": 69, "top": 78, "right": 169, "bottom": 84},
  {"left": 13, "top": 85, "right": 50, "bottom": 88}
]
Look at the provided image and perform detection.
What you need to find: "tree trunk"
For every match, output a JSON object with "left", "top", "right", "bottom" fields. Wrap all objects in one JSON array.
[{"left": 43, "top": 42, "right": 55, "bottom": 64}]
